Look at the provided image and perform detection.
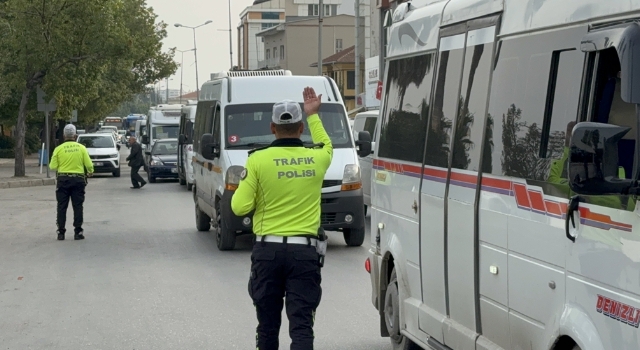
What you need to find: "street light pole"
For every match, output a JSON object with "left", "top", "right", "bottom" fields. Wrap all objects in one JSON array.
[
  {"left": 176, "top": 49, "right": 195, "bottom": 104},
  {"left": 317, "top": 0, "right": 324, "bottom": 76},
  {"left": 175, "top": 20, "right": 213, "bottom": 101}
]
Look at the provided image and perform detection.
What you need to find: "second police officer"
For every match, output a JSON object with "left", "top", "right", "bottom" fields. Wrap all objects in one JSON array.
[
  {"left": 49, "top": 124, "right": 94, "bottom": 241},
  {"left": 231, "top": 87, "right": 332, "bottom": 350}
]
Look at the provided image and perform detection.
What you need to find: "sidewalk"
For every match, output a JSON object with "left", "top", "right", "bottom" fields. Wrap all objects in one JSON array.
[{"left": 0, "top": 154, "right": 56, "bottom": 189}]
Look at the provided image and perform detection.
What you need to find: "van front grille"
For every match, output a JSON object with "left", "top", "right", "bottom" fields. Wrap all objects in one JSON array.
[
  {"left": 322, "top": 180, "right": 342, "bottom": 188},
  {"left": 320, "top": 213, "right": 337, "bottom": 225}
]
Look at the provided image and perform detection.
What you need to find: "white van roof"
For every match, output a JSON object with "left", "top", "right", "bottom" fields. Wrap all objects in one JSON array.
[
  {"left": 201, "top": 75, "right": 342, "bottom": 105},
  {"left": 210, "top": 70, "right": 292, "bottom": 80}
]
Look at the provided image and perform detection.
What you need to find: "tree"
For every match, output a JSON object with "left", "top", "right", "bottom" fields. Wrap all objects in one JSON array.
[{"left": 0, "top": 0, "right": 177, "bottom": 176}]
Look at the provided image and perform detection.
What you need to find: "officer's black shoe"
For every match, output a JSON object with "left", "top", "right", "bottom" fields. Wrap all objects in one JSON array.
[
  {"left": 74, "top": 229, "right": 85, "bottom": 240},
  {"left": 57, "top": 230, "right": 65, "bottom": 241}
]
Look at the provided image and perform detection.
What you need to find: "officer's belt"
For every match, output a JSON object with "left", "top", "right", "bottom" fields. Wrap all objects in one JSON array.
[
  {"left": 57, "top": 173, "right": 85, "bottom": 178},
  {"left": 261, "top": 235, "right": 317, "bottom": 245}
]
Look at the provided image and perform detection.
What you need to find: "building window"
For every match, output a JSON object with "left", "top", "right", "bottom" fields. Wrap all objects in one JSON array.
[
  {"left": 308, "top": 4, "right": 318, "bottom": 16},
  {"left": 335, "top": 39, "right": 343, "bottom": 53},
  {"left": 308, "top": 4, "right": 336, "bottom": 16},
  {"left": 280, "top": 45, "right": 285, "bottom": 60},
  {"left": 266, "top": 49, "right": 270, "bottom": 60},
  {"left": 273, "top": 47, "right": 277, "bottom": 58},
  {"left": 261, "top": 23, "right": 277, "bottom": 30},
  {"left": 262, "top": 12, "right": 280, "bottom": 20},
  {"left": 347, "top": 71, "right": 355, "bottom": 90}
]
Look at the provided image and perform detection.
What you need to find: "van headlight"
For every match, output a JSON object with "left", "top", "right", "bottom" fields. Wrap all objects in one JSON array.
[
  {"left": 225, "top": 166, "right": 245, "bottom": 191},
  {"left": 341, "top": 164, "right": 362, "bottom": 191}
]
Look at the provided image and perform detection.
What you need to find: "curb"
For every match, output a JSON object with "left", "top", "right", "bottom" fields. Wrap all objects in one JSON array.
[{"left": 0, "top": 178, "right": 56, "bottom": 190}]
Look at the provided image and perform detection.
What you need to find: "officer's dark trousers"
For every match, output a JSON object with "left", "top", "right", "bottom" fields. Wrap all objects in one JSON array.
[
  {"left": 56, "top": 177, "right": 86, "bottom": 233},
  {"left": 130, "top": 165, "right": 145, "bottom": 187},
  {"left": 249, "top": 241, "right": 322, "bottom": 350}
]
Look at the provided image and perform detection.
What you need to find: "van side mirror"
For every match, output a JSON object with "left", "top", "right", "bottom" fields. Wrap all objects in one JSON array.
[
  {"left": 141, "top": 135, "right": 149, "bottom": 144},
  {"left": 200, "top": 133, "right": 220, "bottom": 160},
  {"left": 178, "top": 134, "right": 186, "bottom": 145},
  {"left": 356, "top": 131, "right": 372, "bottom": 158},
  {"left": 568, "top": 122, "right": 634, "bottom": 195}
]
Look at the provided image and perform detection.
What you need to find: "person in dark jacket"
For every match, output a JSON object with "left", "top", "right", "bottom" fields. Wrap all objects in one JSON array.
[{"left": 126, "top": 137, "right": 147, "bottom": 189}]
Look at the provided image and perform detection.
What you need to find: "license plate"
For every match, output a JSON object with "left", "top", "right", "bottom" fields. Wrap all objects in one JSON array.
[
  {"left": 94, "top": 162, "right": 103, "bottom": 166},
  {"left": 171, "top": 168, "right": 178, "bottom": 173}
]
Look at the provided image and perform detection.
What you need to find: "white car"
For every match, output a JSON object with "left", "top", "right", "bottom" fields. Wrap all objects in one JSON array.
[{"left": 76, "top": 133, "right": 121, "bottom": 177}]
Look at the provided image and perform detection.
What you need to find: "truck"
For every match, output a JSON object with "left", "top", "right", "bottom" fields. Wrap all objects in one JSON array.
[
  {"left": 363, "top": 1, "right": 640, "bottom": 350},
  {"left": 141, "top": 104, "right": 183, "bottom": 166}
]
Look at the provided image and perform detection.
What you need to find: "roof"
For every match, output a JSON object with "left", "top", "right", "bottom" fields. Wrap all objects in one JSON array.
[
  {"left": 310, "top": 45, "right": 358, "bottom": 67},
  {"left": 178, "top": 91, "right": 198, "bottom": 100}
]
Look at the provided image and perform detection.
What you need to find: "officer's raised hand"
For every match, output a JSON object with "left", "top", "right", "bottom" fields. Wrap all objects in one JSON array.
[{"left": 303, "top": 86, "right": 322, "bottom": 116}]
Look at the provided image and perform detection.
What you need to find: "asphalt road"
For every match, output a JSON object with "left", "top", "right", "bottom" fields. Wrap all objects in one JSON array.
[{"left": 0, "top": 149, "right": 391, "bottom": 350}]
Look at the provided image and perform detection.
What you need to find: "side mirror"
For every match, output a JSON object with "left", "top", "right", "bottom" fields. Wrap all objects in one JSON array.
[
  {"left": 355, "top": 131, "right": 372, "bottom": 158},
  {"left": 141, "top": 135, "right": 149, "bottom": 144},
  {"left": 178, "top": 134, "right": 186, "bottom": 145},
  {"left": 200, "top": 133, "right": 220, "bottom": 160},
  {"left": 568, "top": 122, "right": 633, "bottom": 195}
]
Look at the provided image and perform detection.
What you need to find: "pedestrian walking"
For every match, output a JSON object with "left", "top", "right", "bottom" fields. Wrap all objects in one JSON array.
[
  {"left": 126, "top": 136, "right": 147, "bottom": 189},
  {"left": 231, "top": 87, "right": 333, "bottom": 350},
  {"left": 49, "top": 124, "right": 94, "bottom": 241}
]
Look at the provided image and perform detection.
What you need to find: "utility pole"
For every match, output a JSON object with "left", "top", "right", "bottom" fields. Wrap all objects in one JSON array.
[
  {"left": 317, "top": 0, "right": 324, "bottom": 76},
  {"left": 228, "top": 0, "right": 234, "bottom": 69},
  {"left": 166, "top": 78, "right": 169, "bottom": 103},
  {"left": 355, "top": 0, "right": 361, "bottom": 106}
]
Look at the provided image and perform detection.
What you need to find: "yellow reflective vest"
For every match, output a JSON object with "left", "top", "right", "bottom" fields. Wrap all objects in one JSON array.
[
  {"left": 231, "top": 114, "right": 333, "bottom": 236},
  {"left": 50, "top": 141, "right": 94, "bottom": 175}
]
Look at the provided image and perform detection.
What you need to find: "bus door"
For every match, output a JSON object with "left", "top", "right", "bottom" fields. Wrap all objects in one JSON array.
[{"left": 420, "top": 17, "right": 498, "bottom": 349}]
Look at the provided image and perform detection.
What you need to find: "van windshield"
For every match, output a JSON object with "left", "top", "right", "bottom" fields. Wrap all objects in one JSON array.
[{"left": 224, "top": 103, "right": 352, "bottom": 149}]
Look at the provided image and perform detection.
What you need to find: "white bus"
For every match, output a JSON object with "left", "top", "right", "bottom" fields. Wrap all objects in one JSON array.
[{"left": 363, "top": 1, "right": 640, "bottom": 350}]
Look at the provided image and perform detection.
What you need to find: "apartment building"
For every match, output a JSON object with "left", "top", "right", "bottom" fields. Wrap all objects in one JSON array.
[
  {"left": 257, "top": 14, "right": 355, "bottom": 76},
  {"left": 237, "top": 0, "right": 355, "bottom": 70}
]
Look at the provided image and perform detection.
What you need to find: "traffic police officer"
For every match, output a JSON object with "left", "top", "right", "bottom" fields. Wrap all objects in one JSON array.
[
  {"left": 231, "top": 87, "right": 333, "bottom": 350},
  {"left": 49, "top": 124, "right": 94, "bottom": 241}
]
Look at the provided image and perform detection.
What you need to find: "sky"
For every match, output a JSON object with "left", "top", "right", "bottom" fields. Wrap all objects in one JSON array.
[
  {"left": 147, "top": 0, "right": 256, "bottom": 95},
  {"left": 146, "top": 0, "right": 356, "bottom": 95}
]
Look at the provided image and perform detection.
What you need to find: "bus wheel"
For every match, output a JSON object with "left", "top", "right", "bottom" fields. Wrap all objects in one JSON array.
[{"left": 385, "top": 268, "right": 421, "bottom": 350}]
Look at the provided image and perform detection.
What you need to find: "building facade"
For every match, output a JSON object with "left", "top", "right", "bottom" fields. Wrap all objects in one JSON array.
[
  {"left": 257, "top": 14, "right": 356, "bottom": 76},
  {"left": 311, "top": 45, "right": 365, "bottom": 112},
  {"left": 237, "top": 0, "right": 355, "bottom": 70}
]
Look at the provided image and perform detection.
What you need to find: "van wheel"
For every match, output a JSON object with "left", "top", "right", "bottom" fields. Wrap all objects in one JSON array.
[
  {"left": 112, "top": 168, "right": 121, "bottom": 177},
  {"left": 195, "top": 202, "right": 211, "bottom": 231},
  {"left": 343, "top": 227, "right": 365, "bottom": 246},
  {"left": 179, "top": 177, "right": 186, "bottom": 185},
  {"left": 215, "top": 200, "right": 236, "bottom": 251},
  {"left": 187, "top": 183, "right": 193, "bottom": 191},
  {"left": 386, "top": 268, "right": 421, "bottom": 350}
]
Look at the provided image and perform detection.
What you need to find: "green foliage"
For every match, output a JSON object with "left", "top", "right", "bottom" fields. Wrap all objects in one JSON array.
[
  {"left": 0, "top": 134, "right": 15, "bottom": 149},
  {"left": 0, "top": 149, "right": 14, "bottom": 158},
  {"left": 0, "top": 0, "right": 177, "bottom": 175}
]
